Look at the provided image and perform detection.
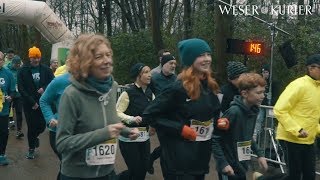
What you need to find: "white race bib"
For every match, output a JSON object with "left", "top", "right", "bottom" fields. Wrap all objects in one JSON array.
[
  {"left": 119, "top": 127, "right": 149, "bottom": 142},
  {"left": 190, "top": 119, "right": 214, "bottom": 141},
  {"left": 85, "top": 139, "right": 117, "bottom": 165},
  {"left": 237, "top": 140, "right": 252, "bottom": 161}
]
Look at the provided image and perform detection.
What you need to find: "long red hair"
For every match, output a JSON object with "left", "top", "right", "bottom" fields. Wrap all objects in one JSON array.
[{"left": 177, "top": 67, "right": 220, "bottom": 100}]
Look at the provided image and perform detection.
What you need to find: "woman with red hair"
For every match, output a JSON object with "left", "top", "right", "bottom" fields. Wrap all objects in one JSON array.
[{"left": 143, "top": 38, "right": 221, "bottom": 180}]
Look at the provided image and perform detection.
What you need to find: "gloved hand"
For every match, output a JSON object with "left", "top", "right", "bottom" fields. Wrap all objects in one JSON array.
[
  {"left": 181, "top": 125, "right": 197, "bottom": 141},
  {"left": 217, "top": 118, "right": 230, "bottom": 130}
]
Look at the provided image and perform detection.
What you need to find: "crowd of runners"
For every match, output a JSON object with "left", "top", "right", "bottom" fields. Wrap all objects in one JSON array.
[{"left": 0, "top": 34, "right": 319, "bottom": 180}]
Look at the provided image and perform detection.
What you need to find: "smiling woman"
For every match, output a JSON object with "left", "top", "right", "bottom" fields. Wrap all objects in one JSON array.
[{"left": 56, "top": 34, "right": 140, "bottom": 180}]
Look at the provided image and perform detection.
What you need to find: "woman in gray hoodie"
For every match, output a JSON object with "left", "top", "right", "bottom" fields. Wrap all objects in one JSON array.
[{"left": 56, "top": 34, "right": 139, "bottom": 180}]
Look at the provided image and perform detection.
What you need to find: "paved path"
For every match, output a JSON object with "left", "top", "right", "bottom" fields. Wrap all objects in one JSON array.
[{"left": 0, "top": 126, "right": 218, "bottom": 180}]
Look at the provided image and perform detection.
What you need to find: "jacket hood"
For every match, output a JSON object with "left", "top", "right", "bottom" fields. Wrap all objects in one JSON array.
[{"left": 230, "top": 95, "right": 259, "bottom": 114}]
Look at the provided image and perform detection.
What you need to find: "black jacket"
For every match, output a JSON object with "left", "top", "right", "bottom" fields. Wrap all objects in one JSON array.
[
  {"left": 17, "top": 64, "right": 54, "bottom": 106},
  {"left": 212, "top": 95, "right": 264, "bottom": 177},
  {"left": 143, "top": 80, "right": 220, "bottom": 175},
  {"left": 124, "top": 84, "right": 153, "bottom": 127},
  {"left": 220, "top": 82, "right": 239, "bottom": 113}
]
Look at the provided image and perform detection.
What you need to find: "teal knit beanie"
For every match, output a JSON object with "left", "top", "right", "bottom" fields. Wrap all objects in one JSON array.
[{"left": 178, "top": 38, "right": 212, "bottom": 67}]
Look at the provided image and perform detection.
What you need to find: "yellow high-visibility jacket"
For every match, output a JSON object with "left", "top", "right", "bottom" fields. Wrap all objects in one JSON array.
[
  {"left": 0, "top": 89, "right": 3, "bottom": 112},
  {"left": 274, "top": 75, "right": 320, "bottom": 144}
]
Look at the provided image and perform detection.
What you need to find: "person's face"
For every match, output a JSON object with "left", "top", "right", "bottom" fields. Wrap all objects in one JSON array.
[
  {"left": 7, "top": 52, "right": 14, "bottom": 60},
  {"left": 308, "top": 64, "right": 320, "bottom": 80},
  {"left": 30, "top": 57, "right": 40, "bottom": 67},
  {"left": 262, "top": 70, "right": 269, "bottom": 80},
  {"left": 138, "top": 66, "right": 151, "bottom": 85},
  {"left": 242, "top": 85, "right": 265, "bottom": 107},
  {"left": 50, "top": 61, "right": 59, "bottom": 69},
  {"left": 12, "top": 62, "right": 21, "bottom": 69},
  {"left": 162, "top": 60, "right": 176, "bottom": 75},
  {"left": 192, "top": 53, "right": 212, "bottom": 74},
  {"left": 89, "top": 43, "right": 113, "bottom": 80}
]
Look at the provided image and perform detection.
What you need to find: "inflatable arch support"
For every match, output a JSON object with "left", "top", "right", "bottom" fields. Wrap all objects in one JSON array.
[{"left": 0, "top": 0, "right": 73, "bottom": 61}]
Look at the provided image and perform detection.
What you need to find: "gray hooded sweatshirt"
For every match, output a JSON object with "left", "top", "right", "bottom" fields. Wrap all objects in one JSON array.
[{"left": 56, "top": 77, "right": 130, "bottom": 178}]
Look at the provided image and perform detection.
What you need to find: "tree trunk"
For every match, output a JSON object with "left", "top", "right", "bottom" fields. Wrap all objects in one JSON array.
[
  {"left": 97, "top": 0, "right": 104, "bottom": 34},
  {"left": 150, "top": 0, "right": 164, "bottom": 52},
  {"left": 105, "top": 0, "right": 112, "bottom": 36},
  {"left": 183, "top": 0, "right": 192, "bottom": 39},
  {"left": 213, "top": 1, "right": 234, "bottom": 84},
  {"left": 137, "top": 0, "right": 146, "bottom": 29},
  {"left": 166, "top": 0, "right": 179, "bottom": 34},
  {"left": 114, "top": 0, "right": 138, "bottom": 32}
]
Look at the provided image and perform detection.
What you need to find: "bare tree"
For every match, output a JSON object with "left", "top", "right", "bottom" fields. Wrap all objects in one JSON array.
[
  {"left": 183, "top": 0, "right": 192, "bottom": 39},
  {"left": 213, "top": 0, "right": 234, "bottom": 84},
  {"left": 150, "top": 0, "right": 164, "bottom": 51}
]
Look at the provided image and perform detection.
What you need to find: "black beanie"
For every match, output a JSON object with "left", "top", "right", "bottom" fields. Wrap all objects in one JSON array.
[
  {"left": 161, "top": 54, "right": 176, "bottom": 66},
  {"left": 6, "top": 48, "right": 14, "bottom": 54},
  {"left": 227, "top": 61, "right": 248, "bottom": 80},
  {"left": 130, "top": 63, "right": 146, "bottom": 79},
  {"left": 306, "top": 54, "right": 320, "bottom": 66},
  {"left": 178, "top": 38, "right": 212, "bottom": 67},
  {"left": 261, "top": 64, "right": 270, "bottom": 72}
]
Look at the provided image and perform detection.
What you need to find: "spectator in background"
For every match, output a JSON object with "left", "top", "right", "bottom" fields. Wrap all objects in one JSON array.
[
  {"left": 4, "top": 48, "right": 15, "bottom": 66},
  {"left": 220, "top": 61, "right": 248, "bottom": 113},
  {"left": 150, "top": 49, "right": 171, "bottom": 76},
  {"left": 274, "top": 54, "right": 320, "bottom": 180},
  {"left": 0, "top": 51, "right": 16, "bottom": 166},
  {"left": 50, "top": 59, "right": 59, "bottom": 74},
  {"left": 148, "top": 54, "right": 177, "bottom": 174},
  {"left": 150, "top": 54, "right": 177, "bottom": 96},
  {"left": 54, "top": 59, "right": 69, "bottom": 77},
  {"left": 18, "top": 46, "right": 54, "bottom": 159},
  {"left": 7, "top": 55, "right": 24, "bottom": 138}
]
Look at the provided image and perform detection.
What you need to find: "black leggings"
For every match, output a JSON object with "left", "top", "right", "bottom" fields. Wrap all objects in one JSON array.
[
  {"left": 23, "top": 105, "right": 46, "bottom": 149},
  {"left": 284, "top": 141, "right": 315, "bottom": 180},
  {"left": 12, "top": 97, "right": 23, "bottom": 131},
  {"left": 118, "top": 140, "right": 150, "bottom": 180},
  {"left": 0, "top": 116, "right": 9, "bottom": 155}
]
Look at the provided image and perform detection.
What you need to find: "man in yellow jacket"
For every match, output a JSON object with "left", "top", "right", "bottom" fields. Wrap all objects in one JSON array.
[{"left": 274, "top": 54, "right": 320, "bottom": 180}]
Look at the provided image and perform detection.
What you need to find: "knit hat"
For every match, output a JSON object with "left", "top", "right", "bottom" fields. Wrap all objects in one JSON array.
[
  {"left": 7, "top": 48, "right": 14, "bottom": 54},
  {"left": 28, "top": 46, "right": 41, "bottom": 58},
  {"left": 161, "top": 54, "right": 176, "bottom": 66},
  {"left": 227, "top": 61, "right": 248, "bottom": 80},
  {"left": 12, "top": 55, "right": 21, "bottom": 64},
  {"left": 261, "top": 64, "right": 270, "bottom": 72},
  {"left": 178, "top": 38, "right": 212, "bottom": 67},
  {"left": 130, "top": 63, "right": 146, "bottom": 79},
  {"left": 306, "top": 54, "right": 320, "bottom": 66}
]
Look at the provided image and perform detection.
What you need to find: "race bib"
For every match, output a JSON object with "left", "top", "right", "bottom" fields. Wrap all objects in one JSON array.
[
  {"left": 119, "top": 127, "right": 149, "bottom": 142},
  {"left": 85, "top": 139, "right": 117, "bottom": 165},
  {"left": 190, "top": 119, "right": 214, "bottom": 141},
  {"left": 237, "top": 140, "right": 252, "bottom": 161}
]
